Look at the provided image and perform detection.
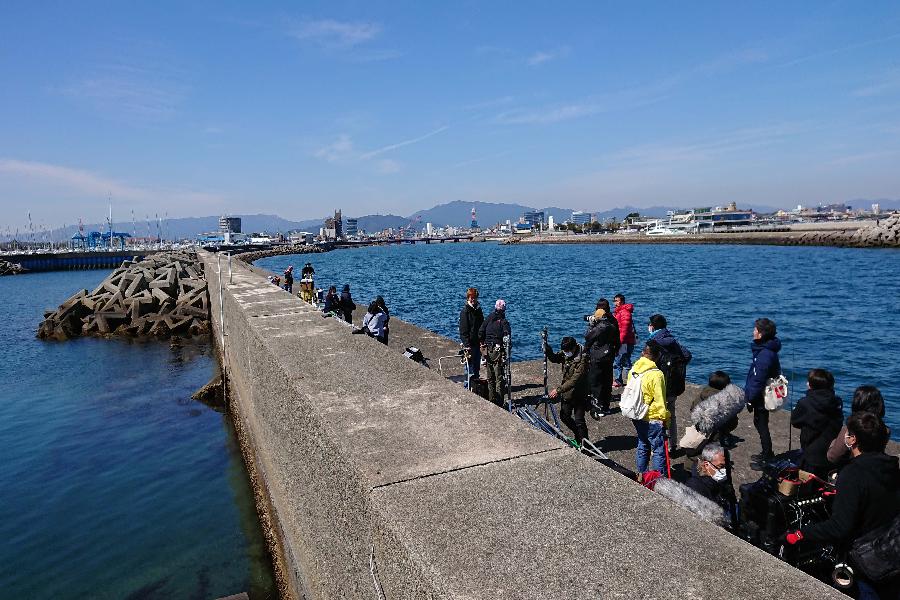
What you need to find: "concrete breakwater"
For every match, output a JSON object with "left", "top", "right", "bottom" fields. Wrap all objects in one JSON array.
[
  {"left": 0, "top": 259, "right": 25, "bottom": 275},
  {"left": 205, "top": 249, "right": 844, "bottom": 600},
  {"left": 37, "top": 250, "right": 209, "bottom": 341},
  {"left": 231, "top": 244, "right": 329, "bottom": 264},
  {"left": 787, "top": 212, "right": 900, "bottom": 248}
]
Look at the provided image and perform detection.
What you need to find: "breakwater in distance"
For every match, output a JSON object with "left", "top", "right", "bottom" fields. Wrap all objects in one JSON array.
[
  {"left": 0, "top": 269, "right": 276, "bottom": 599},
  {"left": 258, "top": 241, "right": 900, "bottom": 435},
  {"left": 0, "top": 249, "right": 161, "bottom": 272}
]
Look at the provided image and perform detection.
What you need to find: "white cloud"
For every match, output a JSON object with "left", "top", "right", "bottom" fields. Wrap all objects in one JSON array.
[
  {"left": 360, "top": 125, "right": 449, "bottom": 159},
  {"left": 374, "top": 159, "right": 402, "bottom": 174},
  {"left": 314, "top": 134, "right": 355, "bottom": 163},
  {"left": 290, "top": 19, "right": 382, "bottom": 48},
  {"left": 852, "top": 69, "right": 900, "bottom": 97},
  {"left": 527, "top": 46, "right": 571, "bottom": 67}
]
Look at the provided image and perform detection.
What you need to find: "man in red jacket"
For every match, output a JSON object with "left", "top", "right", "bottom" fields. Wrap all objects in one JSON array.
[{"left": 613, "top": 294, "right": 637, "bottom": 387}]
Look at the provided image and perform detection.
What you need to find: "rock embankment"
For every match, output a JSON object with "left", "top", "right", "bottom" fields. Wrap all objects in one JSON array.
[
  {"left": 775, "top": 214, "right": 900, "bottom": 248},
  {"left": 0, "top": 259, "right": 25, "bottom": 275},
  {"left": 37, "top": 250, "right": 209, "bottom": 341},
  {"left": 233, "top": 244, "right": 328, "bottom": 263}
]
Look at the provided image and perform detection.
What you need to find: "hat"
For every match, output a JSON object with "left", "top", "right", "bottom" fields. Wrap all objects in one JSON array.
[
  {"left": 495, "top": 299, "right": 506, "bottom": 311},
  {"left": 342, "top": 284, "right": 350, "bottom": 292},
  {"left": 560, "top": 336, "right": 577, "bottom": 351}
]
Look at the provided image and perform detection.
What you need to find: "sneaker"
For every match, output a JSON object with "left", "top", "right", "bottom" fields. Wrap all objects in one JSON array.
[{"left": 751, "top": 451, "right": 774, "bottom": 462}]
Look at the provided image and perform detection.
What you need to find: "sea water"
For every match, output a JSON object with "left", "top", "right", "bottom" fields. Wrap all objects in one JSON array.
[
  {"left": 260, "top": 242, "right": 900, "bottom": 435},
  {"left": 0, "top": 270, "right": 275, "bottom": 599}
]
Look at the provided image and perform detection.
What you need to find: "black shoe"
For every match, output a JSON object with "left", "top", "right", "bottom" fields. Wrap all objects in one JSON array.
[
  {"left": 669, "top": 447, "right": 685, "bottom": 459},
  {"left": 751, "top": 451, "right": 774, "bottom": 462}
]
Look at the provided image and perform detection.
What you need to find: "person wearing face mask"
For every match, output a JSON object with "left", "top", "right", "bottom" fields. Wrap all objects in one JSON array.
[
  {"left": 784, "top": 412, "right": 899, "bottom": 600},
  {"left": 584, "top": 299, "right": 620, "bottom": 417},
  {"left": 458, "top": 288, "right": 484, "bottom": 386},
  {"left": 685, "top": 443, "right": 735, "bottom": 520},
  {"left": 647, "top": 314, "right": 692, "bottom": 455},
  {"left": 544, "top": 336, "right": 590, "bottom": 447},
  {"left": 479, "top": 299, "right": 512, "bottom": 407}
]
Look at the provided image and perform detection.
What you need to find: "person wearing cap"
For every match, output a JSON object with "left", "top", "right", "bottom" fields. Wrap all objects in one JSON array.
[
  {"left": 339, "top": 284, "right": 355, "bottom": 323},
  {"left": 584, "top": 298, "right": 620, "bottom": 416},
  {"left": 479, "top": 299, "right": 512, "bottom": 407},
  {"left": 300, "top": 263, "right": 315, "bottom": 302},
  {"left": 458, "top": 288, "right": 484, "bottom": 386},
  {"left": 282, "top": 266, "right": 294, "bottom": 293},
  {"left": 301, "top": 262, "right": 315, "bottom": 279},
  {"left": 544, "top": 336, "right": 590, "bottom": 446}
]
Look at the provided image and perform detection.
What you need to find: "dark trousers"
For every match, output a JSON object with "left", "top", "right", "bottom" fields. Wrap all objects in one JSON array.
[
  {"left": 589, "top": 361, "right": 614, "bottom": 410},
  {"left": 485, "top": 347, "right": 506, "bottom": 407},
  {"left": 560, "top": 399, "right": 589, "bottom": 444},
  {"left": 753, "top": 406, "right": 773, "bottom": 456},
  {"left": 466, "top": 345, "right": 481, "bottom": 386}
]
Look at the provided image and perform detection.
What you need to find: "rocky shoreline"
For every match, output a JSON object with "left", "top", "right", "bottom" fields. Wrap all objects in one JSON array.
[
  {"left": 232, "top": 243, "right": 328, "bottom": 263},
  {"left": 37, "top": 250, "right": 210, "bottom": 341},
  {"left": 0, "top": 259, "right": 25, "bottom": 275}
]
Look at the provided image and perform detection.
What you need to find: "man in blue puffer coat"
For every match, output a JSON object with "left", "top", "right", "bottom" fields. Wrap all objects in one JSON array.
[{"left": 745, "top": 317, "right": 782, "bottom": 470}]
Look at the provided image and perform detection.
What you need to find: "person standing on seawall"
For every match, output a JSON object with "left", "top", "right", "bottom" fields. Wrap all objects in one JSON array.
[
  {"left": 458, "top": 288, "right": 484, "bottom": 386},
  {"left": 339, "top": 284, "right": 355, "bottom": 323},
  {"left": 282, "top": 266, "right": 294, "bottom": 294},
  {"left": 613, "top": 293, "right": 637, "bottom": 388},
  {"left": 745, "top": 317, "right": 782, "bottom": 470},
  {"left": 544, "top": 336, "right": 590, "bottom": 447},
  {"left": 646, "top": 314, "right": 692, "bottom": 454},
  {"left": 479, "top": 299, "right": 511, "bottom": 407},
  {"left": 584, "top": 299, "right": 620, "bottom": 417}
]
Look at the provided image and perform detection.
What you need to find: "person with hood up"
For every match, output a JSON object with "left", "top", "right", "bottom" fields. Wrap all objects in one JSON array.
[
  {"left": 360, "top": 301, "right": 388, "bottom": 344},
  {"left": 827, "top": 386, "right": 885, "bottom": 468},
  {"left": 613, "top": 294, "right": 637, "bottom": 387},
  {"left": 784, "top": 412, "right": 899, "bottom": 600},
  {"left": 282, "top": 266, "right": 294, "bottom": 293},
  {"left": 479, "top": 299, "right": 511, "bottom": 407},
  {"left": 745, "top": 317, "right": 782, "bottom": 470},
  {"left": 339, "top": 284, "right": 355, "bottom": 323},
  {"left": 323, "top": 285, "right": 340, "bottom": 316},
  {"left": 584, "top": 298, "right": 620, "bottom": 417},
  {"left": 375, "top": 295, "right": 390, "bottom": 344},
  {"left": 790, "top": 369, "right": 844, "bottom": 478},
  {"left": 627, "top": 344, "right": 669, "bottom": 474},
  {"left": 458, "top": 288, "right": 484, "bottom": 385},
  {"left": 544, "top": 336, "right": 590, "bottom": 447},
  {"left": 647, "top": 314, "right": 692, "bottom": 453}
]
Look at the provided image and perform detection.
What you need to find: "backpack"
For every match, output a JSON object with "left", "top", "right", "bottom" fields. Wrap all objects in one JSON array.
[
  {"left": 619, "top": 368, "right": 659, "bottom": 420},
  {"left": 655, "top": 344, "right": 687, "bottom": 396},
  {"left": 850, "top": 513, "right": 900, "bottom": 582}
]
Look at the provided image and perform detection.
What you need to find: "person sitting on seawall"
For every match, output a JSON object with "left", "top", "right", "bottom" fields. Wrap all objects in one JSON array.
[
  {"left": 684, "top": 370, "right": 739, "bottom": 458},
  {"left": 322, "top": 285, "right": 340, "bottom": 316},
  {"left": 784, "top": 412, "right": 900, "bottom": 600},
  {"left": 612, "top": 293, "right": 637, "bottom": 388},
  {"left": 628, "top": 343, "right": 669, "bottom": 475},
  {"left": 282, "top": 265, "right": 294, "bottom": 293},
  {"left": 359, "top": 301, "right": 387, "bottom": 344},
  {"left": 478, "top": 299, "right": 511, "bottom": 408},
  {"left": 647, "top": 313, "right": 692, "bottom": 455},
  {"left": 686, "top": 442, "right": 735, "bottom": 522},
  {"left": 458, "top": 287, "right": 484, "bottom": 386},
  {"left": 827, "top": 386, "right": 885, "bottom": 469},
  {"left": 584, "top": 299, "right": 620, "bottom": 417},
  {"left": 745, "top": 317, "right": 782, "bottom": 470},
  {"left": 544, "top": 335, "right": 590, "bottom": 448},
  {"left": 375, "top": 295, "right": 390, "bottom": 344},
  {"left": 339, "top": 284, "right": 355, "bottom": 323},
  {"left": 790, "top": 368, "right": 844, "bottom": 479}
]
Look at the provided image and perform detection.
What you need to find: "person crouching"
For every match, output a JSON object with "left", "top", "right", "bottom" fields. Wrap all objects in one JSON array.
[
  {"left": 628, "top": 344, "right": 669, "bottom": 475},
  {"left": 544, "top": 336, "right": 590, "bottom": 447}
]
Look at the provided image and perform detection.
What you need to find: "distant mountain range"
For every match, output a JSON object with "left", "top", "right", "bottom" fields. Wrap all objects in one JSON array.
[{"left": 6, "top": 198, "right": 899, "bottom": 242}]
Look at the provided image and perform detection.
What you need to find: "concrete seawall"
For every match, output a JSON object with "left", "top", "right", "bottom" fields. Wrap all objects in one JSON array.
[{"left": 203, "top": 250, "right": 844, "bottom": 600}]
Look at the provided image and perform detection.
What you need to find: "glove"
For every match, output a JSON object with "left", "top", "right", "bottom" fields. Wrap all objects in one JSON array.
[{"left": 784, "top": 530, "right": 803, "bottom": 545}]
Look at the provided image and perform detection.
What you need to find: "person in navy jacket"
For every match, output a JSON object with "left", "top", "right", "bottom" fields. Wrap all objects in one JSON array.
[{"left": 745, "top": 317, "right": 782, "bottom": 469}]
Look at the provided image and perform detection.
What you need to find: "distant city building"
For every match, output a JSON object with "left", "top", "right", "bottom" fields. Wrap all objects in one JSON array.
[
  {"left": 571, "top": 211, "right": 591, "bottom": 225},
  {"left": 470, "top": 206, "right": 478, "bottom": 229},
  {"left": 345, "top": 217, "right": 358, "bottom": 237},
  {"left": 523, "top": 211, "right": 544, "bottom": 228},
  {"left": 548, "top": 215, "right": 555, "bottom": 230},
  {"left": 219, "top": 216, "right": 242, "bottom": 233},
  {"left": 872, "top": 203, "right": 881, "bottom": 215},
  {"left": 426, "top": 222, "right": 434, "bottom": 235},
  {"left": 323, "top": 209, "right": 343, "bottom": 240}
]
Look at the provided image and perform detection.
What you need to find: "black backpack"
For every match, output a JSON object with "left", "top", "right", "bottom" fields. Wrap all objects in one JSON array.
[
  {"left": 653, "top": 342, "right": 687, "bottom": 396},
  {"left": 850, "top": 513, "right": 900, "bottom": 582}
]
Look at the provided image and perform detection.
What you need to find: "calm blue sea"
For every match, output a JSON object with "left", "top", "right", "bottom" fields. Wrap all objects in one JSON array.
[
  {"left": 0, "top": 270, "right": 275, "bottom": 599},
  {"left": 260, "top": 242, "right": 900, "bottom": 435}
]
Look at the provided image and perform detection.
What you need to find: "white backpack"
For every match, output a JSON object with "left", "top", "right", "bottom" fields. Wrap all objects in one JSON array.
[{"left": 619, "top": 368, "right": 659, "bottom": 420}]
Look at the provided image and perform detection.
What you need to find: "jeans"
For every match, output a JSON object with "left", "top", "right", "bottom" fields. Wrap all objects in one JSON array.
[
  {"left": 633, "top": 419, "right": 667, "bottom": 474},
  {"left": 485, "top": 346, "right": 506, "bottom": 407},
  {"left": 753, "top": 406, "right": 773, "bottom": 456},
  {"left": 283, "top": 283, "right": 292, "bottom": 293},
  {"left": 614, "top": 343, "right": 634, "bottom": 383},
  {"left": 560, "top": 399, "right": 589, "bottom": 444},
  {"left": 465, "top": 345, "right": 481, "bottom": 386},
  {"left": 589, "top": 361, "right": 614, "bottom": 411}
]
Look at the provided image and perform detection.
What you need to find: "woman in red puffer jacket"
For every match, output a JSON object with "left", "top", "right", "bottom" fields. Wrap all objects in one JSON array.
[{"left": 613, "top": 294, "right": 637, "bottom": 386}]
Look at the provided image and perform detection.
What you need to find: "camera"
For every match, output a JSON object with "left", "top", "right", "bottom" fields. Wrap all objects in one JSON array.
[{"left": 583, "top": 314, "right": 593, "bottom": 323}]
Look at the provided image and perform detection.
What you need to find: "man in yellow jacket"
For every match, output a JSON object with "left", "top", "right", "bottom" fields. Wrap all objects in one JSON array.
[{"left": 627, "top": 344, "right": 669, "bottom": 474}]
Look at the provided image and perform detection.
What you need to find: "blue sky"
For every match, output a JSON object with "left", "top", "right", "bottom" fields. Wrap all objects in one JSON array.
[{"left": 2, "top": 1, "right": 900, "bottom": 232}]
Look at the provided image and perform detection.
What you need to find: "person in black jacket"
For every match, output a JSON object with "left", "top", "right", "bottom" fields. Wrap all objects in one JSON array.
[
  {"left": 745, "top": 317, "right": 782, "bottom": 469},
  {"left": 282, "top": 266, "right": 294, "bottom": 293},
  {"left": 583, "top": 299, "right": 619, "bottom": 416},
  {"left": 479, "top": 299, "right": 511, "bottom": 407},
  {"left": 647, "top": 314, "right": 692, "bottom": 452},
  {"left": 339, "top": 284, "right": 355, "bottom": 323},
  {"left": 458, "top": 287, "right": 484, "bottom": 386},
  {"left": 790, "top": 369, "right": 844, "bottom": 478},
  {"left": 685, "top": 442, "right": 736, "bottom": 523},
  {"left": 375, "top": 295, "right": 390, "bottom": 344},
  {"left": 544, "top": 336, "right": 590, "bottom": 446},
  {"left": 785, "top": 412, "right": 899, "bottom": 599},
  {"left": 323, "top": 285, "right": 340, "bottom": 316}
]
